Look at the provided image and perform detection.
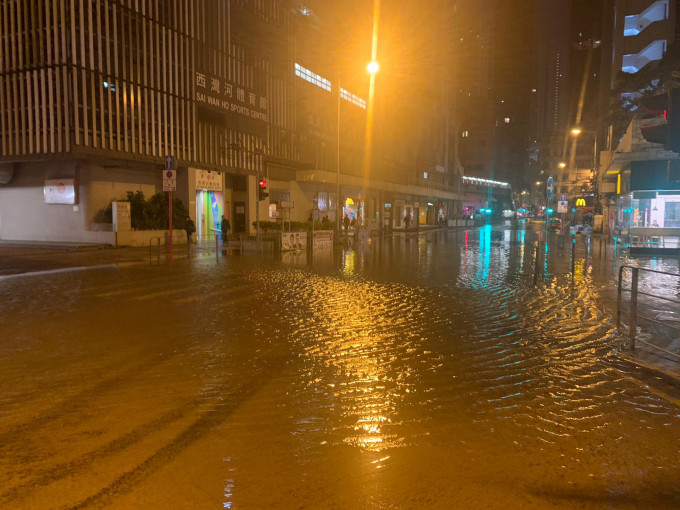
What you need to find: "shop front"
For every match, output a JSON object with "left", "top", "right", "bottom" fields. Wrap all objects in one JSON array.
[
  {"left": 194, "top": 169, "right": 225, "bottom": 242},
  {"left": 343, "top": 197, "right": 365, "bottom": 227}
]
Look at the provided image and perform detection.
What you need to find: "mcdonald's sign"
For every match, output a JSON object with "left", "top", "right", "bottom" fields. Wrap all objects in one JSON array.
[{"left": 575, "top": 198, "right": 587, "bottom": 207}]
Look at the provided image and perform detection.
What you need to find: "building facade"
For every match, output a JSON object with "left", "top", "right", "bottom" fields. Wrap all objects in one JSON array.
[
  {"left": 598, "top": 0, "right": 679, "bottom": 234},
  {"left": 0, "top": 0, "right": 462, "bottom": 244}
]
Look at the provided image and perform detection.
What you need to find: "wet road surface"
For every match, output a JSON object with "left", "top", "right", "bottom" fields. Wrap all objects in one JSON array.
[{"left": 1, "top": 225, "right": 679, "bottom": 509}]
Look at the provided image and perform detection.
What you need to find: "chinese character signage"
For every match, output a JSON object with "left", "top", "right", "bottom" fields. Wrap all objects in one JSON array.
[
  {"left": 196, "top": 169, "right": 223, "bottom": 191},
  {"left": 195, "top": 71, "right": 269, "bottom": 123}
]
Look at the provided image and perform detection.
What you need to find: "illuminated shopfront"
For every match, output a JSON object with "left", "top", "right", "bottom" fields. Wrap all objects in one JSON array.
[{"left": 627, "top": 191, "right": 680, "bottom": 228}]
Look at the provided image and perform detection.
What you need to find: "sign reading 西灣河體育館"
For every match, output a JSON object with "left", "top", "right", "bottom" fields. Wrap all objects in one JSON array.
[{"left": 194, "top": 71, "right": 269, "bottom": 123}]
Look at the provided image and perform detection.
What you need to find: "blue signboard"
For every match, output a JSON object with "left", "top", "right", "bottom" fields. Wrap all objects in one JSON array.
[{"left": 546, "top": 176, "right": 554, "bottom": 200}]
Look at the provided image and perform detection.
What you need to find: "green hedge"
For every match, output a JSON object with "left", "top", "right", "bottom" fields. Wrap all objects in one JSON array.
[
  {"left": 101, "top": 191, "right": 190, "bottom": 230},
  {"left": 252, "top": 220, "right": 335, "bottom": 232}
]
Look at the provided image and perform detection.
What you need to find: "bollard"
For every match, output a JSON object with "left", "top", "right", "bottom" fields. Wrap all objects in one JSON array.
[
  {"left": 533, "top": 241, "right": 540, "bottom": 285},
  {"left": 616, "top": 265, "right": 625, "bottom": 332},
  {"left": 571, "top": 237, "right": 576, "bottom": 281},
  {"left": 630, "top": 267, "right": 638, "bottom": 349},
  {"left": 215, "top": 234, "right": 219, "bottom": 261}
]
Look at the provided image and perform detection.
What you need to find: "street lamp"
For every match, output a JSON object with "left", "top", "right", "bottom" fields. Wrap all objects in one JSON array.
[
  {"left": 336, "top": 62, "right": 379, "bottom": 234},
  {"left": 570, "top": 126, "right": 599, "bottom": 210}
]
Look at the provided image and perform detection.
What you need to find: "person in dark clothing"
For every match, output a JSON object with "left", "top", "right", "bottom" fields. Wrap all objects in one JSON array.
[
  {"left": 185, "top": 217, "right": 196, "bottom": 244},
  {"left": 221, "top": 214, "right": 230, "bottom": 242},
  {"left": 343, "top": 216, "right": 350, "bottom": 230}
]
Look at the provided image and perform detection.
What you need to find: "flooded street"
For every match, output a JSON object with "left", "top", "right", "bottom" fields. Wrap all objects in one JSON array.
[{"left": 1, "top": 225, "right": 679, "bottom": 509}]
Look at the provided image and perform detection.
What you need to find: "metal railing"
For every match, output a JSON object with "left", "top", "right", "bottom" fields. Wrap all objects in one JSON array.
[
  {"left": 617, "top": 265, "right": 680, "bottom": 359},
  {"left": 148, "top": 233, "right": 238, "bottom": 263}
]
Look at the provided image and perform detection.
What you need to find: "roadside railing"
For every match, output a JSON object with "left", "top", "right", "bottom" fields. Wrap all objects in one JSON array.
[
  {"left": 617, "top": 265, "right": 680, "bottom": 360},
  {"left": 149, "top": 233, "right": 237, "bottom": 263}
]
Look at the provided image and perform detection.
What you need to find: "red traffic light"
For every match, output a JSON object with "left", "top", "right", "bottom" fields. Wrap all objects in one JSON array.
[{"left": 259, "top": 178, "right": 267, "bottom": 188}]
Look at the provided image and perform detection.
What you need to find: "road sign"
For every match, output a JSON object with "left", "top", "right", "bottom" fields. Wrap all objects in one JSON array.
[
  {"left": 560, "top": 192, "right": 567, "bottom": 202},
  {"left": 165, "top": 155, "right": 176, "bottom": 170},
  {"left": 557, "top": 200, "right": 568, "bottom": 213},
  {"left": 546, "top": 176, "right": 554, "bottom": 200},
  {"left": 162, "top": 169, "right": 176, "bottom": 191}
]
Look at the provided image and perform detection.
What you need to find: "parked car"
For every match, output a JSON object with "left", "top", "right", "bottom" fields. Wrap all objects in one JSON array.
[{"left": 548, "top": 218, "right": 562, "bottom": 231}]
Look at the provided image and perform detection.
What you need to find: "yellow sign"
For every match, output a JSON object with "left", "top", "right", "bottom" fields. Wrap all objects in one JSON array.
[{"left": 575, "top": 198, "right": 586, "bottom": 207}]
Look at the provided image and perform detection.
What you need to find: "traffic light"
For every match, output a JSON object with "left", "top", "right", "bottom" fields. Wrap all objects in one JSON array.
[
  {"left": 258, "top": 178, "right": 269, "bottom": 201},
  {"left": 640, "top": 88, "right": 680, "bottom": 152}
]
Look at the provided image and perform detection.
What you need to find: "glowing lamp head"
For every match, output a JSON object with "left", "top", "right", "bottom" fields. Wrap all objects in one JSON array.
[
  {"left": 570, "top": 127, "right": 582, "bottom": 136},
  {"left": 367, "top": 61, "right": 380, "bottom": 74}
]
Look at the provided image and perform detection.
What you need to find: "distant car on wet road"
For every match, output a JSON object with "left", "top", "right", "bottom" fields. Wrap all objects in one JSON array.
[{"left": 548, "top": 218, "right": 561, "bottom": 231}]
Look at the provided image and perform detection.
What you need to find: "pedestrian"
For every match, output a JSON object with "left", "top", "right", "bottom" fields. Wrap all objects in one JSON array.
[
  {"left": 221, "top": 214, "right": 230, "bottom": 242},
  {"left": 404, "top": 213, "right": 411, "bottom": 229},
  {"left": 343, "top": 215, "right": 350, "bottom": 231},
  {"left": 184, "top": 216, "right": 196, "bottom": 244}
]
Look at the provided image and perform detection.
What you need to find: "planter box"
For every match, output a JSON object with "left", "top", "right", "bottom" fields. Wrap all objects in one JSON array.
[{"left": 115, "top": 229, "right": 188, "bottom": 247}]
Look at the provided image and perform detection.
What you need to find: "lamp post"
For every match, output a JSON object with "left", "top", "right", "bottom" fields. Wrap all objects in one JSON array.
[
  {"left": 335, "top": 61, "right": 379, "bottom": 236},
  {"left": 570, "top": 127, "right": 599, "bottom": 209}
]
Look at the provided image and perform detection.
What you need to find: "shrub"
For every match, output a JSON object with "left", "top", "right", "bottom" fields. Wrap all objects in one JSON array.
[
  {"left": 252, "top": 221, "right": 281, "bottom": 232},
  {"left": 100, "top": 191, "right": 189, "bottom": 230}
]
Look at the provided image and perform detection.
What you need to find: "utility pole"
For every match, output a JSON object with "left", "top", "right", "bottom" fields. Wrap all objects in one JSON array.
[{"left": 336, "top": 80, "right": 341, "bottom": 238}]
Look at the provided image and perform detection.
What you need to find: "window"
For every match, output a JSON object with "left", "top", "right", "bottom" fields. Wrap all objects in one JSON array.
[
  {"left": 624, "top": 1, "right": 669, "bottom": 36},
  {"left": 294, "top": 63, "right": 331, "bottom": 91},
  {"left": 340, "top": 88, "right": 366, "bottom": 109},
  {"left": 622, "top": 40, "right": 667, "bottom": 73}
]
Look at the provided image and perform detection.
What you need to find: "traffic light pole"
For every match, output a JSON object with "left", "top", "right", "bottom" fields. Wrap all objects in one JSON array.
[{"left": 256, "top": 170, "right": 261, "bottom": 253}]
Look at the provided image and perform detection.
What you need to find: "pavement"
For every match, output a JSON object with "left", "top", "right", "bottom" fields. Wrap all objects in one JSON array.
[{"left": 1, "top": 232, "right": 679, "bottom": 388}]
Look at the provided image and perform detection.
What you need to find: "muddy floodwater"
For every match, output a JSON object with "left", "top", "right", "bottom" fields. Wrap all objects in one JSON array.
[{"left": 1, "top": 226, "right": 679, "bottom": 509}]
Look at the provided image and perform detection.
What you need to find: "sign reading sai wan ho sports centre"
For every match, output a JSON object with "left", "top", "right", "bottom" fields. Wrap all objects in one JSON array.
[{"left": 195, "top": 71, "right": 269, "bottom": 122}]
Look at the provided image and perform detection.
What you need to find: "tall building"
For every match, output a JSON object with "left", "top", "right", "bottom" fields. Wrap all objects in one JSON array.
[
  {"left": 601, "top": 0, "right": 676, "bottom": 150},
  {"left": 598, "top": 0, "right": 680, "bottom": 234},
  {"left": 0, "top": 0, "right": 462, "bottom": 244},
  {"left": 455, "top": 0, "right": 495, "bottom": 182},
  {"left": 526, "top": 0, "right": 573, "bottom": 200}
]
